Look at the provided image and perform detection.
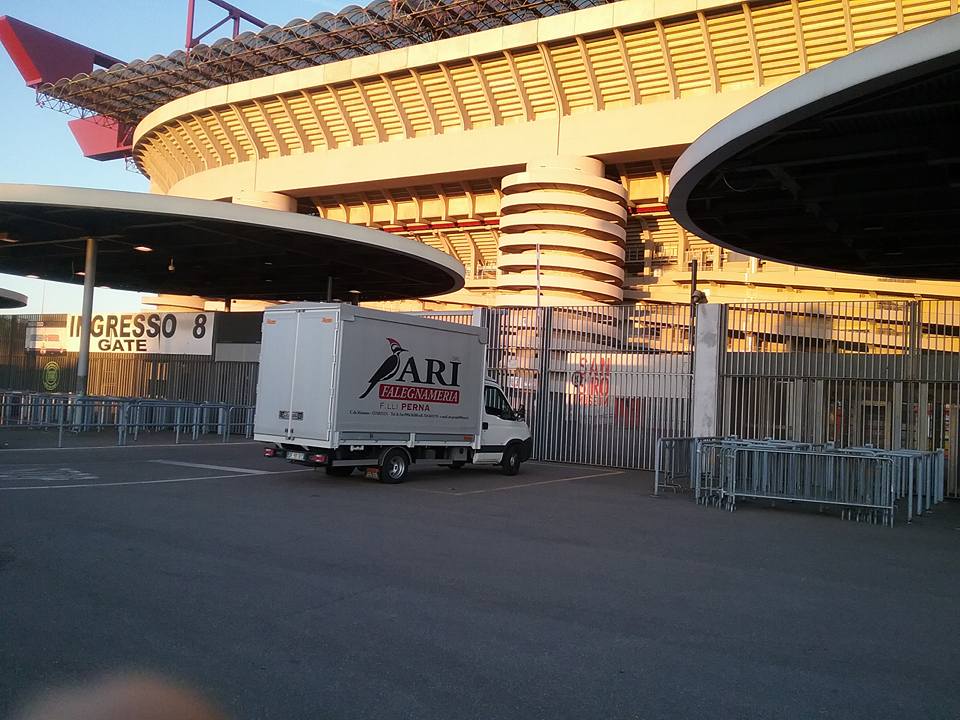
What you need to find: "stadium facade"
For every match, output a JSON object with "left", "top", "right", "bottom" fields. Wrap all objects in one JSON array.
[{"left": 4, "top": 0, "right": 960, "bottom": 309}]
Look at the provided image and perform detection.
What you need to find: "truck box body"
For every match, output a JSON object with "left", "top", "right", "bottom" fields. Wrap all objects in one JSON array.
[{"left": 254, "top": 303, "right": 488, "bottom": 449}]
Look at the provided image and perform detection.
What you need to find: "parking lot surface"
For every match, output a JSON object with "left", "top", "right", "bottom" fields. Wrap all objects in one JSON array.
[{"left": 1, "top": 440, "right": 959, "bottom": 719}]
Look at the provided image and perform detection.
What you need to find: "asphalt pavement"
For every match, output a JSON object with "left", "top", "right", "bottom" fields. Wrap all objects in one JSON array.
[{"left": 1, "top": 439, "right": 959, "bottom": 719}]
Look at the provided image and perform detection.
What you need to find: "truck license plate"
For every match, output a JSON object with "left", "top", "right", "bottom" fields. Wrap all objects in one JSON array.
[{"left": 287, "top": 451, "right": 306, "bottom": 461}]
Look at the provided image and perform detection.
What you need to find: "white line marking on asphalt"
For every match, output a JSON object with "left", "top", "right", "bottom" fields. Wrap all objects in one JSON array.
[
  {"left": 0, "top": 468, "right": 313, "bottom": 491},
  {"left": 528, "top": 461, "right": 610, "bottom": 469},
  {"left": 149, "top": 460, "right": 271, "bottom": 475},
  {"left": 453, "top": 470, "right": 623, "bottom": 495},
  {"left": 404, "top": 470, "right": 624, "bottom": 496}
]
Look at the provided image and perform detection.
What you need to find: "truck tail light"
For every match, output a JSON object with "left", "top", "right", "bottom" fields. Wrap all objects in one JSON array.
[
  {"left": 263, "top": 447, "right": 277, "bottom": 457},
  {"left": 309, "top": 453, "right": 328, "bottom": 463}
]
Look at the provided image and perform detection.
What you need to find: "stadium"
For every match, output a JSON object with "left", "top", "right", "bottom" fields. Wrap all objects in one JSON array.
[{"left": 3, "top": 0, "right": 960, "bottom": 310}]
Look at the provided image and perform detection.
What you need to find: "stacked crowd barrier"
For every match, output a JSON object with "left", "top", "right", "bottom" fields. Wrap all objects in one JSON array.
[{"left": 655, "top": 436, "right": 945, "bottom": 527}]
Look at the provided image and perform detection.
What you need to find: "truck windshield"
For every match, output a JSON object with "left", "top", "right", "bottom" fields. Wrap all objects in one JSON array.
[{"left": 483, "top": 385, "right": 513, "bottom": 418}]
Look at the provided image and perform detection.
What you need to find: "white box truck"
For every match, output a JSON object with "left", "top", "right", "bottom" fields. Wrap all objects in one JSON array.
[{"left": 254, "top": 303, "right": 532, "bottom": 482}]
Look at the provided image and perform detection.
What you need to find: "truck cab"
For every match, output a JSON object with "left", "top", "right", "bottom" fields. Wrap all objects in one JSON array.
[{"left": 473, "top": 381, "right": 532, "bottom": 473}]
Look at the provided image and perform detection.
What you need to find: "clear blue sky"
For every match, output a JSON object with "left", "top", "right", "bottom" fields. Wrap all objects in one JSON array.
[{"left": 0, "top": 0, "right": 339, "bottom": 314}]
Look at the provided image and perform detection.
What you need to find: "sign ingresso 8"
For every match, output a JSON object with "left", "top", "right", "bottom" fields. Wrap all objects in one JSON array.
[{"left": 26, "top": 312, "right": 216, "bottom": 356}]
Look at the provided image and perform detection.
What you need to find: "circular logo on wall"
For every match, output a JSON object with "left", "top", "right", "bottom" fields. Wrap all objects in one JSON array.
[{"left": 42, "top": 361, "right": 60, "bottom": 391}]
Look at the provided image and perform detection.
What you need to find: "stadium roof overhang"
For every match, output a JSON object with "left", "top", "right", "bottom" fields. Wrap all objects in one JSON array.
[
  {"left": 0, "top": 288, "right": 27, "bottom": 309},
  {"left": 669, "top": 14, "right": 960, "bottom": 281},
  {"left": 1, "top": 0, "right": 607, "bottom": 130},
  {"left": 0, "top": 185, "right": 464, "bottom": 301}
]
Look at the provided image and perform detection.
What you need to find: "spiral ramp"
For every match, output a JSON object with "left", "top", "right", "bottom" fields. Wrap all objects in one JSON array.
[{"left": 497, "top": 157, "right": 627, "bottom": 306}]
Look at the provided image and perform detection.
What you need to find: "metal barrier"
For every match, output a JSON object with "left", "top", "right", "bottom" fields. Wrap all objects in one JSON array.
[
  {"left": 127, "top": 400, "right": 255, "bottom": 443},
  {"left": 654, "top": 437, "right": 697, "bottom": 495},
  {"left": 0, "top": 392, "right": 254, "bottom": 447},
  {"left": 723, "top": 446, "right": 897, "bottom": 526},
  {"left": 838, "top": 446, "right": 945, "bottom": 523},
  {"left": 694, "top": 438, "right": 812, "bottom": 507},
  {"left": 0, "top": 394, "right": 130, "bottom": 447},
  {"left": 664, "top": 436, "right": 945, "bottom": 527}
]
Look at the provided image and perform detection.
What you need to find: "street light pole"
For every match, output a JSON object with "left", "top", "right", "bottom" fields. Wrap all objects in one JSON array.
[
  {"left": 535, "top": 238, "right": 541, "bottom": 311},
  {"left": 75, "top": 236, "right": 97, "bottom": 397}
]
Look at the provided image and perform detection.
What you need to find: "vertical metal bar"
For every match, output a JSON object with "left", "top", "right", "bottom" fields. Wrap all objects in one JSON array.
[
  {"left": 537, "top": 307, "right": 552, "bottom": 463},
  {"left": 185, "top": 0, "right": 196, "bottom": 48},
  {"left": 687, "top": 260, "right": 698, "bottom": 441}
]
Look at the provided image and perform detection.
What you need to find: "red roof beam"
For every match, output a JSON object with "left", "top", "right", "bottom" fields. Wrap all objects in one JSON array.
[
  {"left": 0, "top": 16, "right": 122, "bottom": 88},
  {"left": 67, "top": 115, "right": 133, "bottom": 162}
]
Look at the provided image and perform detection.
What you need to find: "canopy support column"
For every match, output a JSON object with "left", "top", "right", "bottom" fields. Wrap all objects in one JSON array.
[{"left": 76, "top": 236, "right": 97, "bottom": 397}]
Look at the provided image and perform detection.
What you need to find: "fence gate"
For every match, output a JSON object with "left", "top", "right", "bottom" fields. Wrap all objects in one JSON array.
[
  {"left": 421, "top": 305, "right": 693, "bottom": 469},
  {"left": 718, "top": 300, "right": 960, "bottom": 498}
]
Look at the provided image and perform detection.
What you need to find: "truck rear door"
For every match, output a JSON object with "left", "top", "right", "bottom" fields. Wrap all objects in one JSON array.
[
  {"left": 253, "top": 310, "right": 300, "bottom": 439},
  {"left": 287, "top": 308, "right": 340, "bottom": 444}
]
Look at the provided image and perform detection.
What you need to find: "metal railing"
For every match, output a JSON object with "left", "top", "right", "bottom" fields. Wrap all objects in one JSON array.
[
  {"left": 654, "top": 436, "right": 697, "bottom": 495},
  {"left": 662, "top": 436, "right": 945, "bottom": 527},
  {"left": 0, "top": 391, "right": 254, "bottom": 447}
]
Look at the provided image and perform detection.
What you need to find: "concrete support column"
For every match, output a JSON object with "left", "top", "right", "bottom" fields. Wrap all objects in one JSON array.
[
  {"left": 75, "top": 237, "right": 97, "bottom": 397},
  {"left": 497, "top": 156, "right": 627, "bottom": 307},
  {"left": 232, "top": 190, "right": 297, "bottom": 213},
  {"left": 691, "top": 303, "right": 725, "bottom": 438}
]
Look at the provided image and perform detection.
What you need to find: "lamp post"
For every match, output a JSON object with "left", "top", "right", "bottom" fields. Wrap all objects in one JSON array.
[{"left": 535, "top": 237, "right": 541, "bottom": 311}]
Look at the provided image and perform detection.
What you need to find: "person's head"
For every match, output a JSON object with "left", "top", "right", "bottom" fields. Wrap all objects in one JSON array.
[{"left": 13, "top": 673, "right": 227, "bottom": 720}]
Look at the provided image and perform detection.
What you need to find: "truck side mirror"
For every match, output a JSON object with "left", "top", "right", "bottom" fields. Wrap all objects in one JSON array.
[{"left": 515, "top": 405, "right": 525, "bottom": 421}]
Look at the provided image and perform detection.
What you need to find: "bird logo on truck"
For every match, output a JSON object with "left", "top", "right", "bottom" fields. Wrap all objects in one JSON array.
[
  {"left": 359, "top": 338, "right": 406, "bottom": 398},
  {"left": 360, "top": 337, "right": 462, "bottom": 406}
]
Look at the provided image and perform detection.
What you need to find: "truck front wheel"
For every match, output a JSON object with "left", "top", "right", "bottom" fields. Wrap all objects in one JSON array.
[
  {"left": 380, "top": 449, "right": 409, "bottom": 484},
  {"left": 500, "top": 445, "right": 522, "bottom": 476}
]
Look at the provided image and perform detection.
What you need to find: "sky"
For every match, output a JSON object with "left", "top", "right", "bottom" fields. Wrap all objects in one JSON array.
[{"left": 0, "top": 0, "right": 339, "bottom": 314}]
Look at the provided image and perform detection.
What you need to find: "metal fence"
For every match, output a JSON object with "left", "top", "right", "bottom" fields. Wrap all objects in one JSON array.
[
  {"left": 6, "top": 300, "right": 957, "bottom": 490},
  {"left": 718, "top": 300, "right": 960, "bottom": 498},
  {"left": 421, "top": 304, "right": 694, "bottom": 469},
  {"left": 4, "top": 307, "right": 693, "bottom": 467},
  {"left": 0, "top": 314, "right": 258, "bottom": 404},
  {"left": 0, "top": 390, "right": 255, "bottom": 446}
]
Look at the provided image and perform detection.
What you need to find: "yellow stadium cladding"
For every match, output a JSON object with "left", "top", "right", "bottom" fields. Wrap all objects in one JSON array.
[
  {"left": 130, "top": 0, "right": 960, "bottom": 307},
  {"left": 134, "top": 0, "right": 957, "bottom": 195}
]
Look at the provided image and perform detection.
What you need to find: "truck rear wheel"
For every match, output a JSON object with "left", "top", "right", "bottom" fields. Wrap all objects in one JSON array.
[
  {"left": 380, "top": 449, "right": 409, "bottom": 484},
  {"left": 501, "top": 445, "right": 521, "bottom": 476}
]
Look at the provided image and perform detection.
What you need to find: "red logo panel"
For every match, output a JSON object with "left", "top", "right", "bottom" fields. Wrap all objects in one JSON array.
[{"left": 378, "top": 384, "right": 460, "bottom": 404}]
